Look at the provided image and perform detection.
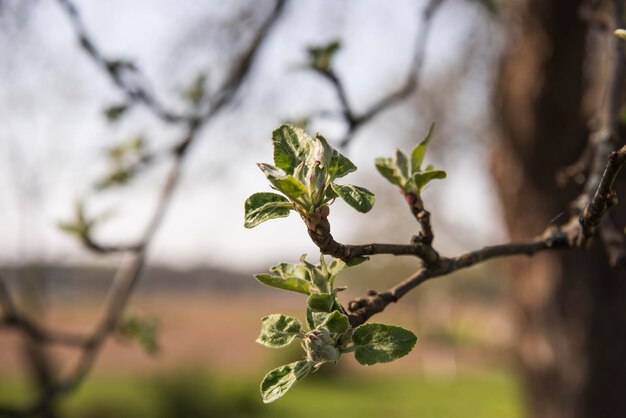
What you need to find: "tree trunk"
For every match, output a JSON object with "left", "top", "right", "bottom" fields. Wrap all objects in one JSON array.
[{"left": 493, "top": 1, "right": 626, "bottom": 417}]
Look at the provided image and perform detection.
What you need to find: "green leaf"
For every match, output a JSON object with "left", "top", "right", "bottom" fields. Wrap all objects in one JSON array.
[
  {"left": 257, "top": 314, "right": 302, "bottom": 348},
  {"left": 327, "top": 255, "right": 368, "bottom": 277},
  {"left": 394, "top": 149, "right": 409, "bottom": 178},
  {"left": 307, "top": 307, "right": 331, "bottom": 329},
  {"left": 118, "top": 315, "right": 160, "bottom": 355},
  {"left": 270, "top": 261, "right": 311, "bottom": 282},
  {"left": 258, "top": 163, "right": 308, "bottom": 201},
  {"left": 244, "top": 192, "right": 293, "bottom": 229},
  {"left": 94, "top": 167, "right": 135, "bottom": 190},
  {"left": 321, "top": 311, "right": 350, "bottom": 335},
  {"left": 260, "top": 360, "right": 312, "bottom": 403},
  {"left": 103, "top": 103, "right": 129, "bottom": 123},
  {"left": 307, "top": 293, "right": 335, "bottom": 312},
  {"left": 412, "top": 170, "right": 447, "bottom": 191},
  {"left": 307, "top": 40, "right": 341, "bottom": 72},
  {"left": 328, "top": 150, "right": 356, "bottom": 180},
  {"left": 352, "top": 323, "right": 417, "bottom": 365},
  {"left": 255, "top": 273, "right": 311, "bottom": 295},
  {"left": 58, "top": 201, "right": 94, "bottom": 238},
  {"left": 410, "top": 123, "right": 435, "bottom": 173},
  {"left": 271, "top": 125, "right": 313, "bottom": 175},
  {"left": 375, "top": 157, "right": 406, "bottom": 188},
  {"left": 330, "top": 184, "right": 375, "bottom": 213},
  {"left": 182, "top": 73, "right": 207, "bottom": 106}
]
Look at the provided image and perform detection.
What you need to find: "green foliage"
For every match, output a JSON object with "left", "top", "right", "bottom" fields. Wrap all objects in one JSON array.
[
  {"left": 245, "top": 124, "right": 373, "bottom": 229},
  {"left": 244, "top": 193, "right": 292, "bottom": 229},
  {"left": 58, "top": 202, "right": 112, "bottom": 243},
  {"left": 117, "top": 314, "right": 160, "bottom": 355},
  {"left": 257, "top": 315, "right": 303, "bottom": 348},
  {"left": 182, "top": 73, "right": 208, "bottom": 107},
  {"left": 57, "top": 201, "right": 94, "bottom": 239},
  {"left": 352, "top": 323, "right": 417, "bottom": 366},
  {"left": 103, "top": 103, "right": 129, "bottom": 123},
  {"left": 248, "top": 125, "right": 423, "bottom": 403},
  {"left": 95, "top": 135, "right": 147, "bottom": 190},
  {"left": 375, "top": 123, "right": 446, "bottom": 195},
  {"left": 260, "top": 361, "right": 313, "bottom": 404},
  {"left": 253, "top": 254, "right": 416, "bottom": 402},
  {"left": 307, "top": 40, "right": 341, "bottom": 72},
  {"left": 330, "top": 184, "right": 375, "bottom": 213}
]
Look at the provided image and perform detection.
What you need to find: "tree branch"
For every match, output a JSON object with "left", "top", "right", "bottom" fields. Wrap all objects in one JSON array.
[
  {"left": 0, "top": 2, "right": 287, "bottom": 416},
  {"left": 309, "top": 0, "right": 444, "bottom": 147}
]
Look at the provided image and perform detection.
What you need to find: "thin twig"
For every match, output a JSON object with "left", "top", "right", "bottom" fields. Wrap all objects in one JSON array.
[
  {"left": 55, "top": 0, "right": 189, "bottom": 123},
  {"left": 309, "top": 0, "right": 444, "bottom": 147}
]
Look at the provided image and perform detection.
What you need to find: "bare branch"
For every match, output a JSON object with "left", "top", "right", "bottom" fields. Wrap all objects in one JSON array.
[
  {"left": 55, "top": 0, "right": 192, "bottom": 123},
  {"left": 309, "top": 0, "right": 444, "bottom": 147},
  {"left": 303, "top": 206, "right": 440, "bottom": 265},
  {"left": 347, "top": 226, "right": 572, "bottom": 327}
]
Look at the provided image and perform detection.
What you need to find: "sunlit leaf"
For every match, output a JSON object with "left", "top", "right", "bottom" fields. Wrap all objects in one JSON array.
[
  {"left": 260, "top": 360, "right": 312, "bottom": 403},
  {"left": 271, "top": 124, "right": 313, "bottom": 175},
  {"left": 352, "top": 323, "right": 417, "bottom": 365},
  {"left": 410, "top": 123, "right": 435, "bottom": 173},
  {"left": 257, "top": 314, "right": 302, "bottom": 348},
  {"left": 244, "top": 192, "right": 293, "bottom": 228},
  {"left": 330, "top": 184, "right": 375, "bottom": 213}
]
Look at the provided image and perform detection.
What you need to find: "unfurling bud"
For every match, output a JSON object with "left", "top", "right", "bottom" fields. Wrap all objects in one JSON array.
[{"left": 304, "top": 329, "right": 341, "bottom": 363}]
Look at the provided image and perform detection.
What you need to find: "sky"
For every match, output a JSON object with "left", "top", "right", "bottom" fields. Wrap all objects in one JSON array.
[{"left": 0, "top": 0, "right": 504, "bottom": 272}]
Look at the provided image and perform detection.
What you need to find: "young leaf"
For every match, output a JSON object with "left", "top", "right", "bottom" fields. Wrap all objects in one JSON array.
[
  {"left": 270, "top": 261, "right": 311, "bottom": 281},
  {"left": 321, "top": 311, "right": 350, "bottom": 335},
  {"left": 352, "top": 323, "right": 417, "bottom": 365},
  {"left": 306, "top": 307, "right": 329, "bottom": 329},
  {"left": 327, "top": 150, "right": 356, "bottom": 180},
  {"left": 254, "top": 273, "right": 311, "bottom": 295},
  {"left": 104, "top": 103, "right": 129, "bottom": 123},
  {"left": 394, "top": 149, "right": 409, "bottom": 178},
  {"left": 272, "top": 124, "right": 313, "bottom": 175},
  {"left": 375, "top": 157, "right": 406, "bottom": 188},
  {"left": 244, "top": 192, "right": 293, "bottom": 229},
  {"left": 327, "top": 255, "right": 368, "bottom": 276},
  {"left": 307, "top": 40, "right": 341, "bottom": 72},
  {"left": 257, "top": 314, "right": 302, "bottom": 348},
  {"left": 258, "top": 163, "right": 308, "bottom": 201},
  {"left": 118, "top": 315, "right": 160, "bottom": 355},
  {"left": 412, "top": 170, "right": 447, "bottom": 191},
  {"left": 182, "top": 73, "right": 207, "bottom": 106},
  {"left": 260, "top": 361, "right": 312, "bottom": 403},
  {"left": 330, "top": 184, "right": 375, "bottom": 213},
  {"left": 307, "top": 293, "right": 335, "bottom": 312},
  {"left": 410, "top": 123, "right": 435, "bottom": 173}
]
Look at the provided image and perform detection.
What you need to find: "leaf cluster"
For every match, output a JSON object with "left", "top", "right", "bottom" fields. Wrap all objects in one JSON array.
[
  {"left": 255, "top": 255, "right": 416, "bottom": 403},
  {"left": 244, "top": 124, "right": 374, "bottom": 229},
  {"left": 307, "top": 40, "right": 341, "bottom": 72},
  {"left": 95, "top": 134, "right": 147, "bottom": 190},
  {"left": 246, "top": 124, "right": 448, "bottom": 403},
  {"left": 375, "top": 124, "right": 446, "bottom": 195},
  {"left": 117, "top": 314, "right": 160, "bottom": 355}
]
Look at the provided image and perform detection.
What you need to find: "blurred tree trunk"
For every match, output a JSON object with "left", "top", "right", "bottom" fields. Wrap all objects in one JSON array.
[{"left": 493, "top": 1, "right": 626, "bottom": 417}]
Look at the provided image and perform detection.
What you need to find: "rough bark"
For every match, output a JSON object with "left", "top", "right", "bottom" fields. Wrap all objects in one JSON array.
[{"left": 493, "top": 1, "right": 626, "bottom": 417}]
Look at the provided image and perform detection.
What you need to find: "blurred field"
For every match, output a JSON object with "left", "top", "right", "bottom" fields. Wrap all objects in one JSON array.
[
  {"left": 0, "top": 372, "right": 521, "bottom": 418},
  {"left": 0, "top": 265, "right": 519, "bottom": 416}
]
